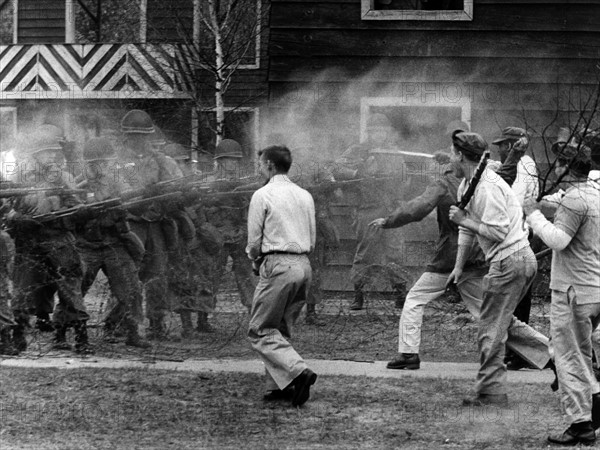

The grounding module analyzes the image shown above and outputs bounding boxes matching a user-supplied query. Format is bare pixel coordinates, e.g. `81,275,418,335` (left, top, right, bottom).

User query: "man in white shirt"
448,132,538,406
246,145,317,407
492,126,539,370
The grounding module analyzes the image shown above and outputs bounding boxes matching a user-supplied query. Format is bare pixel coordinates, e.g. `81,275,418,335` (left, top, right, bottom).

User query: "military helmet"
83,137,117,161
164,143,190,161
20,124,65,157
120,110,155,134
214,139,243,159
366,113,391,130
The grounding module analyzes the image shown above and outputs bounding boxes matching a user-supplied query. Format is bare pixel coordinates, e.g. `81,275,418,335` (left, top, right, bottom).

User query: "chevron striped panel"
0,44,182,98
0,45,39,92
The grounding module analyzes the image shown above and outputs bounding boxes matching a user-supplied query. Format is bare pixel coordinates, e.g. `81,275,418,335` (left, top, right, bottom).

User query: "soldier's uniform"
8,125,90,353
76,138,149,348
333,114,411,310
0,229,18,355
162,143,223,335
203,140,259,310
119,110,183,338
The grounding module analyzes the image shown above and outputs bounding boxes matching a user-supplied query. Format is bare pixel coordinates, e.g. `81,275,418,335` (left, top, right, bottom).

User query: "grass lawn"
0,367,566,450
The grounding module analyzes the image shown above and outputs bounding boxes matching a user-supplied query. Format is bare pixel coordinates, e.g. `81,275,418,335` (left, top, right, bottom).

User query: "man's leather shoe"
387,353,420,370
291,368,317,407
548,422,596,446
263,387,294,402
462,393,508,407
592,393,600,429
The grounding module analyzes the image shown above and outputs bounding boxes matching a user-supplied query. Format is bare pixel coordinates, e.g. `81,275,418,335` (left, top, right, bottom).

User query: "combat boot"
180,311,195,338
74,321,93,354
0,328,20,356
349,289,364,311
52,325,72,351
147,317,167,340
12,319,28,352
35,313,54,332
305,304,324,326
124,317,151,349
197,312,215,333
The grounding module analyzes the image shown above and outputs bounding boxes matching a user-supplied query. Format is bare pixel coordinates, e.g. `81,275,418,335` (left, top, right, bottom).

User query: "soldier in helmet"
119,109,183,339
0,228,18,355
203,139,260,312
7,124,91,353
162,143,222,336
76,137,150,348
333,113,410,311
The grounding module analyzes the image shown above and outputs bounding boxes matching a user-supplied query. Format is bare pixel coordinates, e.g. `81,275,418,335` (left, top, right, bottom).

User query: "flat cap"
453,132,488,157
492,127,528,145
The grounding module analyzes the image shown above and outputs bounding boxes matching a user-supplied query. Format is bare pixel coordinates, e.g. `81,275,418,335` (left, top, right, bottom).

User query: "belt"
263,251,307,256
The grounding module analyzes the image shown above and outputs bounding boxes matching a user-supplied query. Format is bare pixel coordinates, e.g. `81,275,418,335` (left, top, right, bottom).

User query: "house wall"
266,0,600,291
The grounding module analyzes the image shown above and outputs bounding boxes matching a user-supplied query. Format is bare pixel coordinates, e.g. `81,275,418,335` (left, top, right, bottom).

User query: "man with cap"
7,124,91,353
76,137,150,348
448,131,538,406
524,139,600,446
371,130,550,373
203,139,260,312
333,113,410,311
491,126,540,370
162,143,223,336
120,109,183,339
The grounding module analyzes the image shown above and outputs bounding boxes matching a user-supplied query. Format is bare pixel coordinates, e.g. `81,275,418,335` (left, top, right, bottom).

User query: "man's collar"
268,174,291,183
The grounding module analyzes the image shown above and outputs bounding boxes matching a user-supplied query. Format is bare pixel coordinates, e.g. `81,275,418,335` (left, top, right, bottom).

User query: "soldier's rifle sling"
456,150,491,210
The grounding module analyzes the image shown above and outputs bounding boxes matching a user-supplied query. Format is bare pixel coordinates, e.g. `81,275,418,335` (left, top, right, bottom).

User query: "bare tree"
520,71,600,199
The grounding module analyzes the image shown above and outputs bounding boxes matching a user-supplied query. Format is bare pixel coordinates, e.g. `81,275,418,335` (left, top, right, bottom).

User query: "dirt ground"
0,367,565,450
16,282,552,365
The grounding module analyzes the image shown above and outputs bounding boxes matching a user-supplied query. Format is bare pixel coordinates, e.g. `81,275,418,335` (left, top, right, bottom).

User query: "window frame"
192,106,260,158
0,105,17,147
361,0,473,21
359,93,471,143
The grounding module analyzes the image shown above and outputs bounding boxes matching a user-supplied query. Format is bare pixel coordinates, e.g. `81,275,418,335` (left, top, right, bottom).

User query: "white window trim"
12,0,17,44
361,0,473,21
0,105,17,144
359,94,471,143
192,106,260,155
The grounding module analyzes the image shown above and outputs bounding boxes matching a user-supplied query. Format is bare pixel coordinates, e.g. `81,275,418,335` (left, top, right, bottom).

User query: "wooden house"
0,0,268,157
265,0,600,291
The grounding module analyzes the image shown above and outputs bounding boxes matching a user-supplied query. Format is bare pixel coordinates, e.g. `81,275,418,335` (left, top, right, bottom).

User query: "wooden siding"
18,0,65,44
267,0,600,291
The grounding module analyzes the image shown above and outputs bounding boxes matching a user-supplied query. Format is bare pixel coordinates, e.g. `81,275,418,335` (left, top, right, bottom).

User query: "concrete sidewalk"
0,356,554,385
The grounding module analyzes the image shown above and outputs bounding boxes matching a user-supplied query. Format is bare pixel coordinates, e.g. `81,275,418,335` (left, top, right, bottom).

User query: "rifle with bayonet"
0,187,87,198
31,192,183,224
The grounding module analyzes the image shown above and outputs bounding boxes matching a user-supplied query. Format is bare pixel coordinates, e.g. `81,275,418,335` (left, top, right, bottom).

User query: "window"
72,0,142,43
0,106,17,152
360,92,471,154
194,107,259,162
361,0,473,21
0,0,15,44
